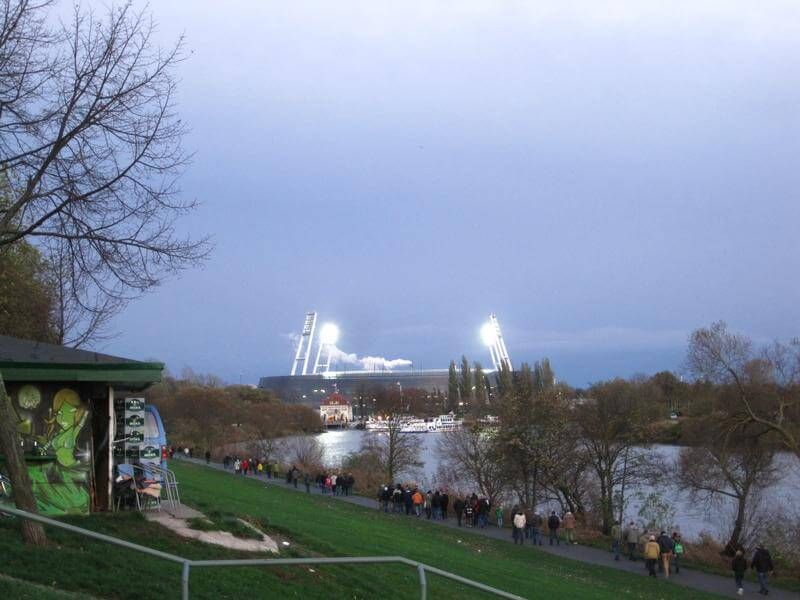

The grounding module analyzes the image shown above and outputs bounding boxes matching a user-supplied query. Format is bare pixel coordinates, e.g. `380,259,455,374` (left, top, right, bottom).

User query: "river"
304,429,800,541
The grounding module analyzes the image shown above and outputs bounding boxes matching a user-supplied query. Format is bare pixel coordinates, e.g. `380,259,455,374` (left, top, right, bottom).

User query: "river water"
306,429,800,540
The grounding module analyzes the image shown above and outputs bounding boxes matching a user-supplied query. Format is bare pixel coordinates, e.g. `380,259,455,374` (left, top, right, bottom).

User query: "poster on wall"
1,384,91,516
113,396,145,463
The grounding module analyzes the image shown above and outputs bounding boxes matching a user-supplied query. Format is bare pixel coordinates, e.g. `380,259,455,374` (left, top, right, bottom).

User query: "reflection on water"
310,429,800,540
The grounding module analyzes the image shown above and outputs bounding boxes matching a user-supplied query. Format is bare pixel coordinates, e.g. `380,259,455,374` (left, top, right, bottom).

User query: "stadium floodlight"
313,322,340,375
483,314,513,372
319,323,340,345
480,323,497,346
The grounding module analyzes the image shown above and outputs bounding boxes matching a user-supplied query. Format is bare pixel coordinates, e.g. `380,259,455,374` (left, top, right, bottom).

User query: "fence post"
417,563,427,600
182,561,191,600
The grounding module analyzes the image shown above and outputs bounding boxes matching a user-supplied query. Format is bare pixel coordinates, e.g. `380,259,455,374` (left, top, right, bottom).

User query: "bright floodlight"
480,323,497,346
319,323,340,345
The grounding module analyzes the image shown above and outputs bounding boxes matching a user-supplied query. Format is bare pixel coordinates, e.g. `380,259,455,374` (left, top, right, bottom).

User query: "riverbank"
182,458,799,599
0,460,733,599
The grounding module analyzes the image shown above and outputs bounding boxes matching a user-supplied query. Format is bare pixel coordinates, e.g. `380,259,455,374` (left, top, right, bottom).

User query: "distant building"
319,392,353,426
259,370,452,406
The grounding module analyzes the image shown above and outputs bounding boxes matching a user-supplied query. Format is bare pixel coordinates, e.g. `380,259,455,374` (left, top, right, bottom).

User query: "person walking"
404,487,413,516
454,497,465,527
624,521,640,561
531,510,543,546
732,549,747,595
412,488,424,517
204,450,211,464
751,543,774,596
657,530,674,577
303,472,311,493
563,510,576,544
671,532,683,574
496,506,504,529
441,491,449,520
644,535,661,577
512,509,526,545
234,458,241,475
424,490,432,519
432,490,442,520
548,511,561,546
523,507,534,540
610,521,622,561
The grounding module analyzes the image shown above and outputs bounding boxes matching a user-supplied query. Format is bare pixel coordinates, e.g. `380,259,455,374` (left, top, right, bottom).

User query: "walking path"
179,458,793,599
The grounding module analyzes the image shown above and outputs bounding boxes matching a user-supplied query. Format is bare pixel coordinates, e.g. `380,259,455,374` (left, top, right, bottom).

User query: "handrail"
0,504,526,600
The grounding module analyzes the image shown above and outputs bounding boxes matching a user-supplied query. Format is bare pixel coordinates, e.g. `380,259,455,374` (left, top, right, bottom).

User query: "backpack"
674,543,684,555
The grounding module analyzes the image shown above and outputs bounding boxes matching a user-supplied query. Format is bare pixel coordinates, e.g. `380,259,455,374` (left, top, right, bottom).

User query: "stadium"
258,312,512,406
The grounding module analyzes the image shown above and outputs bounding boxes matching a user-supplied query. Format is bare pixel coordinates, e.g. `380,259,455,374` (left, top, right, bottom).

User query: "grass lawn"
0,462,725,599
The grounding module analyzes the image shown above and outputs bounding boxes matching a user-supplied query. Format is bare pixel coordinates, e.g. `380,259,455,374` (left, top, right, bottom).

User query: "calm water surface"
309,429,800,540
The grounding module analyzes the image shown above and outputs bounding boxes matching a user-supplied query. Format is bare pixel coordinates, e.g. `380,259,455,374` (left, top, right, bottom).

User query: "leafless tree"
576,379,659,533
280,436,325,473
360,417,423,484
0,1,210,345
676,422,778,554
436,425,506,506
687,322,800,459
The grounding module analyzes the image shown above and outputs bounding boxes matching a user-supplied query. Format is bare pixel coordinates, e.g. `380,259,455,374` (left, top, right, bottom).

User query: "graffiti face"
1,384,92,516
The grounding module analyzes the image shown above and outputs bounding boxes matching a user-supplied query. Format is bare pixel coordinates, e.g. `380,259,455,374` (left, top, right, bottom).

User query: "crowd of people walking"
212,455,780,596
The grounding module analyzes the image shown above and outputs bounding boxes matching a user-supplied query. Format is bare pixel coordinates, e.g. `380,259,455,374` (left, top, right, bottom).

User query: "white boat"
432,413,462,431
364,413,463,433
365,418,389,432
400,419,429,433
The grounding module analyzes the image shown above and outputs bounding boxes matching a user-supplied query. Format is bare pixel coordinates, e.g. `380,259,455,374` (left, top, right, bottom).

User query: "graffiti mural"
1,384,92,516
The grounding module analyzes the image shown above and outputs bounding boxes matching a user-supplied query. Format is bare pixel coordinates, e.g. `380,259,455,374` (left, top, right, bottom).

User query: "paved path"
178,458,793,599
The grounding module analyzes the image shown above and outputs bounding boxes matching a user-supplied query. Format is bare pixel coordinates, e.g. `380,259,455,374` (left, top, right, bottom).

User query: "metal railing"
0,505,526,600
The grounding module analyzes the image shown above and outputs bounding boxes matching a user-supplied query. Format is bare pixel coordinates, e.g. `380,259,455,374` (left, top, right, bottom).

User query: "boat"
364,413,463,433
429,412,462,432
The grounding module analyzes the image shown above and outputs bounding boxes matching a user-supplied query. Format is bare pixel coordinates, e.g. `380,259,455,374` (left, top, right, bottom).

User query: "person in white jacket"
512,509,527,545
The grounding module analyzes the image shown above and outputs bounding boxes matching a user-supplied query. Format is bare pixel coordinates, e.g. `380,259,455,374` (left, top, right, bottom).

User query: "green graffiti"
27,388,90,516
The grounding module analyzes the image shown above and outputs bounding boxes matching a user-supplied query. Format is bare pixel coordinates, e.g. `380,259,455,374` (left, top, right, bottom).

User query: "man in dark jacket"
657,531,675,576
548,511,561,545
731,549,747,594
453,497,465,526
441,492,449,520
751,544,775,595
403,487,413,515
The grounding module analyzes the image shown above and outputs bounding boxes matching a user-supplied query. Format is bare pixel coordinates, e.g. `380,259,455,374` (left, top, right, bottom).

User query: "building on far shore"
259,370,452,406
319,392,353,428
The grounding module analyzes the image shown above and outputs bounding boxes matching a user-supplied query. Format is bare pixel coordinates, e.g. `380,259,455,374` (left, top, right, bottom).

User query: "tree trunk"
725,494,748,556
0,373,47,546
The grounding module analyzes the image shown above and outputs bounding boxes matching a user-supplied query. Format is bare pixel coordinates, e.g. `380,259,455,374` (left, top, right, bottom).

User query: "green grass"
0,462,726,599
0,573,96,599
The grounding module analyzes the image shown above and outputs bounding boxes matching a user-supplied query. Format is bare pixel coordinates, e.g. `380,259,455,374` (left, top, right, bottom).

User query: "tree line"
145,369,323,457
435,322,799,560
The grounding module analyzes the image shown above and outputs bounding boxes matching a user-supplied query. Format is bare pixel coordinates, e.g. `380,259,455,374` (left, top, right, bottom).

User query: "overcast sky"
100,1,800,386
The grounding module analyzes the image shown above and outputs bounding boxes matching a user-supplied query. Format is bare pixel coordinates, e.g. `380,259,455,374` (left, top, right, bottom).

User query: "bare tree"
0,1,210,345
361,417,422,484
688,322,800,459
576,379,657,533
280,436,325,473
436,425,505,506
676,423,778,554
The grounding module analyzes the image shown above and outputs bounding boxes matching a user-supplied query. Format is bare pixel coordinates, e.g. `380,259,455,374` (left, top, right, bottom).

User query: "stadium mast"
290,311,317,375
